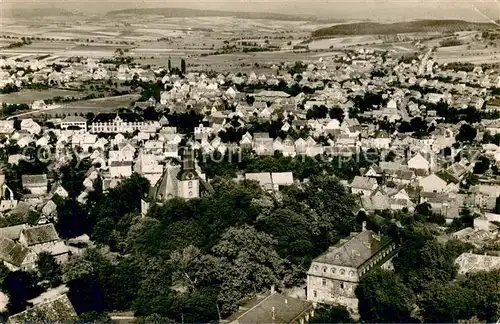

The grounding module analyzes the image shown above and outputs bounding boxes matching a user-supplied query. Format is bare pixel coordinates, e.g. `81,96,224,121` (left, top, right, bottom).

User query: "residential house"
360,191,391,212
407,153,430,172
50,183,69,199
350,176,378,196
109,150,134,163
19,224,69,265
20,119,41,135
17,134,34,148
246,173,273,192
282,137,296,157
7,294,77,323
271,172,294,191
253,134,274,156
41,200,58,223
486,120,500,135
364,165,383,179
134,154,163,186
226,292,314,324
0,121,15,135
392,170,416,185
295,138,308,155
455,253,500,275
0,236,32,271
109,161,133,178
418,173,449,193
21,175,48,196
72,133,97,152
371,130,391,150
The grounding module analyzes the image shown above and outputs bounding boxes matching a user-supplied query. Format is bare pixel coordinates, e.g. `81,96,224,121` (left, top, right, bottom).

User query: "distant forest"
312,20,496,37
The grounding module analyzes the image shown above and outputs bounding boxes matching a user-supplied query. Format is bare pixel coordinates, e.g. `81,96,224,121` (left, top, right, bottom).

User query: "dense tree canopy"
356,270,416,322
53,171,360,320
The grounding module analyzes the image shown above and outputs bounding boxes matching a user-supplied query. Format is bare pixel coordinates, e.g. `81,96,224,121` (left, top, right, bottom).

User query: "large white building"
60,116,87,132
90,113,148,134
307,230,396,314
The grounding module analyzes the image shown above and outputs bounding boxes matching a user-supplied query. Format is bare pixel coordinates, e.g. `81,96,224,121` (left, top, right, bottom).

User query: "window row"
313,265,356,277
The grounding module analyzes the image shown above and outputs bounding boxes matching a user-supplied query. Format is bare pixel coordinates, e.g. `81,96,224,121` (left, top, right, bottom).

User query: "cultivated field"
0,15,330,70
15,94,141,119
0,89,80,104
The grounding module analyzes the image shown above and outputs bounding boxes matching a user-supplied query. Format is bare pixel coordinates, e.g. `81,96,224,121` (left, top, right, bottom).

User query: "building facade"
90,113,148,133
307,230,396,314
60,116,87,131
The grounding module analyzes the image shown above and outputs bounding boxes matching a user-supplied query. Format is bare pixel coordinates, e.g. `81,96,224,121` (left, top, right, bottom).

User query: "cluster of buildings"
1,45,500,322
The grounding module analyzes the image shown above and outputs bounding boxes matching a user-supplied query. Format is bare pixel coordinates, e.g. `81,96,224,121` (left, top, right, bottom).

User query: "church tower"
177,146,199,199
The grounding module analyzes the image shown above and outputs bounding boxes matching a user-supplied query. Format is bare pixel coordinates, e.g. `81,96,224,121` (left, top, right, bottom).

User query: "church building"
150,146,213,201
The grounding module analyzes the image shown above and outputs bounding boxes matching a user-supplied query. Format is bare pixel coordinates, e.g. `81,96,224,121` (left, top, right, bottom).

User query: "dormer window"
322,267,327,273
340,269,345,275
331,267,336,274
313,265,318,271
335,254,340,260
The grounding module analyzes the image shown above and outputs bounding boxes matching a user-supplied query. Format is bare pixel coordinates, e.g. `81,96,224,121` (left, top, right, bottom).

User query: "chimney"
362,221,367,232
272,307,276,320
285,298,288,304
270,285,275,294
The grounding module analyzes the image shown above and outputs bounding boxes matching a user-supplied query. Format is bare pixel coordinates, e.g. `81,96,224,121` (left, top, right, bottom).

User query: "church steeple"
177,146,199,199
178,146,196,181
181,146,195,173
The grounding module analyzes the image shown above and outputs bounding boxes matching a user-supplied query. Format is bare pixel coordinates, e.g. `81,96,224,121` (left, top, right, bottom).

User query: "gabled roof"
271,172,294,186
0,236,29,267
350,176,378,190
21,224,60,246
226,293,312,324
455,252,500,275
0,224,26,241
21,174,48,187
311,230,391,268
7,294,77,323
61,116,87,123
245,173,272,186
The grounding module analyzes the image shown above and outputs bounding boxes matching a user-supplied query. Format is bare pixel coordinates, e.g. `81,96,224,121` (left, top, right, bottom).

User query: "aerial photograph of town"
0,0,499,322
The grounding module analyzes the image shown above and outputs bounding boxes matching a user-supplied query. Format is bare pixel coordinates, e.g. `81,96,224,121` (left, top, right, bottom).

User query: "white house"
109,161,133,178
60,116,87,132
407,153,430,171
20,119,42,135
419,173,447,193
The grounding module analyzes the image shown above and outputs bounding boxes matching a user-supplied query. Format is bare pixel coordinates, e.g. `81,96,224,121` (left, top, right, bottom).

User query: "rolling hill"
9,7,79,18
312,20,497,37
106,7,322,21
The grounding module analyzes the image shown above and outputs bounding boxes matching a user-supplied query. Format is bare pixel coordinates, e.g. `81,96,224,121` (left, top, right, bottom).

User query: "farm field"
433,44,500,64
0,14,339,73
188,51,323,73
0,89,80,104
308,36,383,50
16,94,141,119
61,94,140,110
